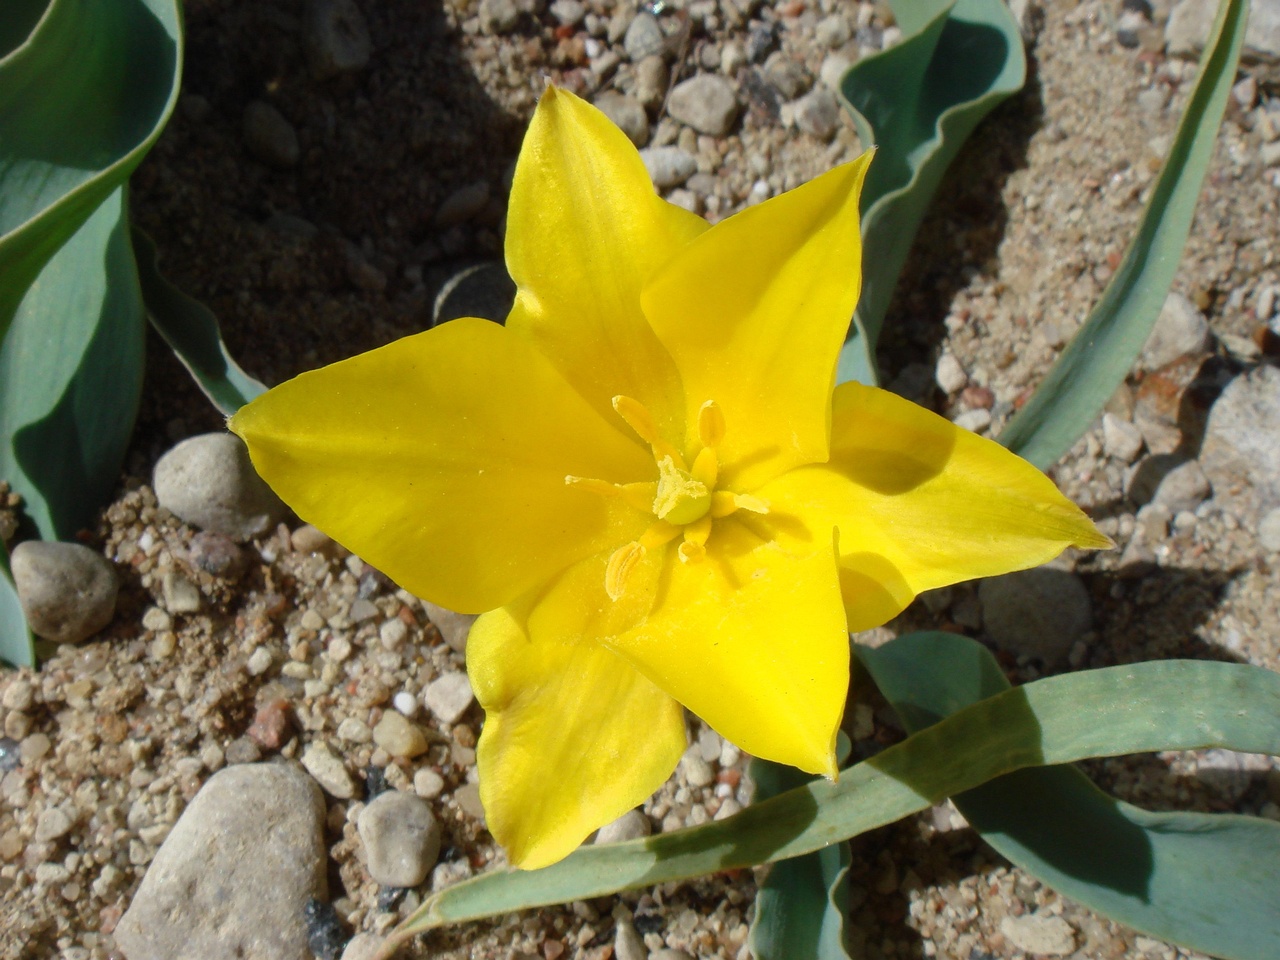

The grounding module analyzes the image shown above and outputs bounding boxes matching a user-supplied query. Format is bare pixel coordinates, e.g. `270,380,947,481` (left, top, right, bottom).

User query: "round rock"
1200,365,1280,522
372,711,429,758
305,0,372,79
593,91,650,146
154,433,287,541
243,101,300,169
667,74,739,137
978,566,1092,666
357,790,442,888
639,146,697,189
595,808,651,845
11,541,118,644
115,762,327,960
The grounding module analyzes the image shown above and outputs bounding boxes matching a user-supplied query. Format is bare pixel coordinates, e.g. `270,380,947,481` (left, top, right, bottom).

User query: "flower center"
566,395,768,600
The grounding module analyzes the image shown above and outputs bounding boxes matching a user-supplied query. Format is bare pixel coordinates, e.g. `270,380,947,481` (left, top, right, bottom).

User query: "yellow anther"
684,515,712,547
640,521,681,549
613,395,684,466
690,446,718,488
604,541,644,601
653,456,711,525
697,400,725,448
710,490,770,518
677,540,705,564
566,476,657,513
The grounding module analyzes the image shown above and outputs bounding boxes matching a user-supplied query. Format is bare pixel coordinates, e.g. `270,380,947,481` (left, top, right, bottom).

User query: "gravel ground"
3,0,1280,957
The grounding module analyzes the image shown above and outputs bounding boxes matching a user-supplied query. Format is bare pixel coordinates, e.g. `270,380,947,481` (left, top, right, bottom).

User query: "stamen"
604,541,644,601
640,521,681,549
566,476,656,512
710,491,770,518
677,540,705,563
697,400,725,448
684,515,712,547
613,395,684,466
690,447,717,488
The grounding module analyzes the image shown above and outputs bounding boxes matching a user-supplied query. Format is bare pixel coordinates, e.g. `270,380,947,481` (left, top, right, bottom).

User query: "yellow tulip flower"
230,87,1109,870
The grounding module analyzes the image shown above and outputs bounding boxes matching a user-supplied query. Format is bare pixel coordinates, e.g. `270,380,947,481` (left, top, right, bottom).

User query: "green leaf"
0,0,48,59
859,631,1280,960
997,0,1247,469
133,228,267,416
837,0,1026,385
0,544,32,668
0,0,182,346
748,735,853,960
390,658,1280,943
0,188,144,542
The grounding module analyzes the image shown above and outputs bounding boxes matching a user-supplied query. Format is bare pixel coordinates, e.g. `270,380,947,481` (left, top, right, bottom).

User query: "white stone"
1152,460,1211,513
935,353,968,393
953,408,992,433
373,712,429,758
413,768,445,799
424,672,474,725
301,742,356,799
246,647,273,676
392,691,419,717
667,74,739,137
595,809,652,844
1140,292,1209,370
639,146,698,190
1102,413,1144,462
1000,913,1076,956
154,433,286,541
10,541,118,645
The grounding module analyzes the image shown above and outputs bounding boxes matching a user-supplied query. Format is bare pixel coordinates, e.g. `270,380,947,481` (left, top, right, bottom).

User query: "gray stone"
639,146,697,189
304,0,372,79
421,601,477,653
1000,913,1076,956
115,763,326,960
243,101,300,169
679,747,714,787
667,74,739,137
301,741,357,799
1196,747,1273,803
11,541,117,645
549,0,585,25
1152,459,1211,513
424,671,474,724
614,922,647,960
792,87,842,141
820,52,854,90
434,181,491,228
815,13,852,48
624,11,666,61
372,712,429,758
635,55,670,110
593,92,650,147
1102,413,1145,463
478,0,520,33
357,790,441,888
1140,292,1209,370
1258,508,1280,552
979,566,1092,666
1200,365,1280,521
34,805,75,843
595,809,652,844
340,934,388,960
154,433,287,541
763,52,811,100
432,262,516,326
1166,0,1280,80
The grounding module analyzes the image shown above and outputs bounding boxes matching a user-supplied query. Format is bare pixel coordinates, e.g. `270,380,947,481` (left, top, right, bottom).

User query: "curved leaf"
998,0,1246,468
390,658,1280,944
748,735,853,960
837,0,1026,384
0,545,31,668
133,228,267,416
859,630,1280,960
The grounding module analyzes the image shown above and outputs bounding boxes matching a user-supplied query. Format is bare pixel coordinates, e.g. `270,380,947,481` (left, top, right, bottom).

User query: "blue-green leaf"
133,228,267,416
859,631,1280,960
837,0,1026,384
998,0,1247,468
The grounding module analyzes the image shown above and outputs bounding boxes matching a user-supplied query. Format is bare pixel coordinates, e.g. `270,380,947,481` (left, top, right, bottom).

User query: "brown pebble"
188,531,246,579
960,385,995,409
247,699,292,751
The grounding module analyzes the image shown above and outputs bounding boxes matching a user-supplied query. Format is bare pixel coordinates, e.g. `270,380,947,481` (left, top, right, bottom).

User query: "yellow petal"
505,87,709,446
229,318,653,614
607,519,848,777
469,605,686,869
758,382,1113,632
640,151,874,490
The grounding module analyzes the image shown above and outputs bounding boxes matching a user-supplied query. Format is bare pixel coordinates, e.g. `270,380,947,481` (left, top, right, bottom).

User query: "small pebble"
11,541,118,645
935,352,968,394
434,182,491,228
302,741,357,798
373,711,429,759
357,790,442,887
243,101,300,169
953,408,992,433
595,809,652,844
667,75,739,137
247,698,293,751
791,87,841,141
422,602,476,654
392,691,419,717
161,569,202,614
246,647,273,676
423,672,474,725
1257,508,1280,552
304,0,372,78
1152,460,1211,513
478,0,520,34
979,566,1092,666
1141,292,1209,370
304,897,348,960
1102,413,1145,462
623,11,665,61
34,805,75,843
1000,913,1076,956
614,920,647,960
337,717,372,744
640,146,697,189
413,767,445,799
593,91,649,146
